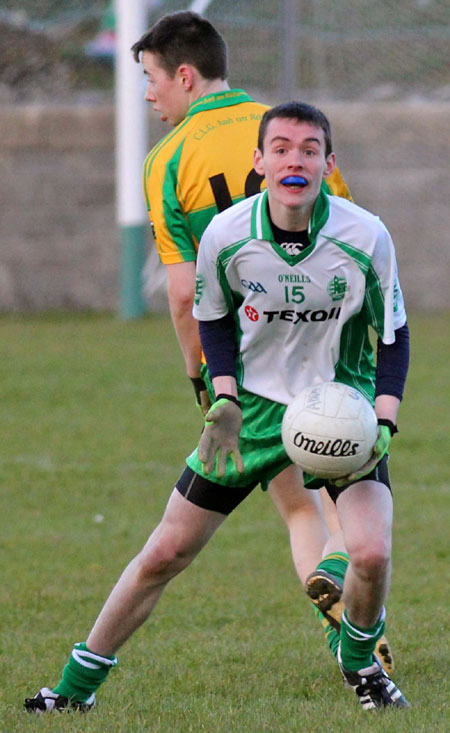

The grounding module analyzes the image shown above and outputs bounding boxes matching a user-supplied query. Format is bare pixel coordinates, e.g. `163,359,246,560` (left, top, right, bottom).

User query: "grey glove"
198,394,244,476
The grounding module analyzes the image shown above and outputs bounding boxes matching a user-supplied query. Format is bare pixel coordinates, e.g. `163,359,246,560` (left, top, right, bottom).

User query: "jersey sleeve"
193,221,229,322
143,143,198,266
364,224,407,344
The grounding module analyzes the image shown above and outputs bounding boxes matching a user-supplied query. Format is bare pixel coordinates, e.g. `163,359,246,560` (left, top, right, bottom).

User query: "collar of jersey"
250,187,330,265
186,89,254,117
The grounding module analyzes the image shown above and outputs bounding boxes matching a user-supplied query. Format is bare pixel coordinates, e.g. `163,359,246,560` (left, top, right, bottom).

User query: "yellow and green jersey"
143,89,352,265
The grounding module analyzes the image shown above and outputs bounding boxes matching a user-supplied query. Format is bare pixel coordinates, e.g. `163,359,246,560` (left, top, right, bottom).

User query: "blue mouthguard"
281,176,308,186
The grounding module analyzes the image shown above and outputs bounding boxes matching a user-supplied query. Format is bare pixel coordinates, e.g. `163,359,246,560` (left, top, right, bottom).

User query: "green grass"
0,312,449,731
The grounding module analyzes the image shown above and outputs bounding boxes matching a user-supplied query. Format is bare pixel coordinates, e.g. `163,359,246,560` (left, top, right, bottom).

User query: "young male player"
131,9,395,673
191,101,410,710
24,100,409,713
131,11,396,674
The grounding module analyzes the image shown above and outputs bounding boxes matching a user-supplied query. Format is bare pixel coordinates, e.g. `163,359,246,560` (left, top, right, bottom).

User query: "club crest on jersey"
327,276,347,302
194,275,205,305
244,305,259,322
240,279,267,293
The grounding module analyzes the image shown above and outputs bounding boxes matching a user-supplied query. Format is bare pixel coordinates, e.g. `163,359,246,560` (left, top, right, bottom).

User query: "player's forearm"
197,316,238,399
374,394,400,424
375,322,409,401
167,261,203,378
373,322,409,427
198,315,237,379
169,305,203,377
212,375,239,399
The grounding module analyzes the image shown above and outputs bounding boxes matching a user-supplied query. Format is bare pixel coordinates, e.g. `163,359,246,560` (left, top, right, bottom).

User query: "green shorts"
185,370,392,502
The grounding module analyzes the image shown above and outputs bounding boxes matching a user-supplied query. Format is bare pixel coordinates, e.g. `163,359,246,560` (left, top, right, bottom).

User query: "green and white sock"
313,607,340,657
310,552,349,658
340,607,386,672
53,642,118,702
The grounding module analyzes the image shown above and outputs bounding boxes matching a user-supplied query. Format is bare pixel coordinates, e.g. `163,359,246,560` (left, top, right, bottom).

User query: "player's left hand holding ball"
198,395,244,476
332,420,397,487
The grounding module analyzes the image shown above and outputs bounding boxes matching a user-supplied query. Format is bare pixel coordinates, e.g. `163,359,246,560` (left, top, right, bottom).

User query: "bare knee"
349,539,391,583
136,534,196,585
131,491,224,588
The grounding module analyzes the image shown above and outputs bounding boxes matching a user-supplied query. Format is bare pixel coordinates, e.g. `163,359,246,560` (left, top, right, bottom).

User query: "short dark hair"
258,101,333,157
131,11,228,80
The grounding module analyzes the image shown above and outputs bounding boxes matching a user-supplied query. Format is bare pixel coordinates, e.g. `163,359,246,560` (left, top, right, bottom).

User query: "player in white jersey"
24,102,409,715
23,98,408,713
189,102,410,710
193,190,403,407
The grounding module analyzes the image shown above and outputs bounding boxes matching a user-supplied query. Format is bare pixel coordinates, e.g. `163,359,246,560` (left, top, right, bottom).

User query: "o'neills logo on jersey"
293,433,359,457
263,306,341,323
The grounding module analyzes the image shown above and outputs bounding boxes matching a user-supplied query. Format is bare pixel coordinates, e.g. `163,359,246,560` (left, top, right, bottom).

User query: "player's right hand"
198,396,244,476
190,377,212,416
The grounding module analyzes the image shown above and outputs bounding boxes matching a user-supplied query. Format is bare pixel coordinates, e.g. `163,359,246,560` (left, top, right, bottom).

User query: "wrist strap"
377,418,398,436
190,377,206,390
215,393,242,409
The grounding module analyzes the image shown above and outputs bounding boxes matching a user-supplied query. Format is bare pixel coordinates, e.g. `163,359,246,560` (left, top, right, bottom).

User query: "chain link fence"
209,0,450,101
1,0,449,102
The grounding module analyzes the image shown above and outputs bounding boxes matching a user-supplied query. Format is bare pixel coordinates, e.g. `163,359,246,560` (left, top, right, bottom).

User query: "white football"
281,382,378,479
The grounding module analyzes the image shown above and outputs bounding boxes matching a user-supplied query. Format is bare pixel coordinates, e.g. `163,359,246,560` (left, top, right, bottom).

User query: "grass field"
1,311,449,732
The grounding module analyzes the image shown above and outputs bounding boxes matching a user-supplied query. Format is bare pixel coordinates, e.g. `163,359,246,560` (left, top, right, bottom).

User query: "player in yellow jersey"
138,21,350,416
23,11,391,714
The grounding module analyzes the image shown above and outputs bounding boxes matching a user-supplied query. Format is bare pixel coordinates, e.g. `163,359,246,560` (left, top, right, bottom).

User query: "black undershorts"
320,454,392,504
175,467,257,515
175,454,392,515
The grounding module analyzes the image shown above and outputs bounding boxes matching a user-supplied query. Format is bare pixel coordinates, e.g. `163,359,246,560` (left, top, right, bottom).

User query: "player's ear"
253,147,265,176
177,64,195,91
323,152,336,178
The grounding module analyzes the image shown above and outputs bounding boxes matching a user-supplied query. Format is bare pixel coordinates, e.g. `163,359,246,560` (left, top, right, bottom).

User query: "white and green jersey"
194,189,406,406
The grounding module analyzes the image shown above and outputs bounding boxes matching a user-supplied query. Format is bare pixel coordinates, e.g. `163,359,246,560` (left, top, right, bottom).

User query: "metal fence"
1,0,449,102
208,0,450,102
